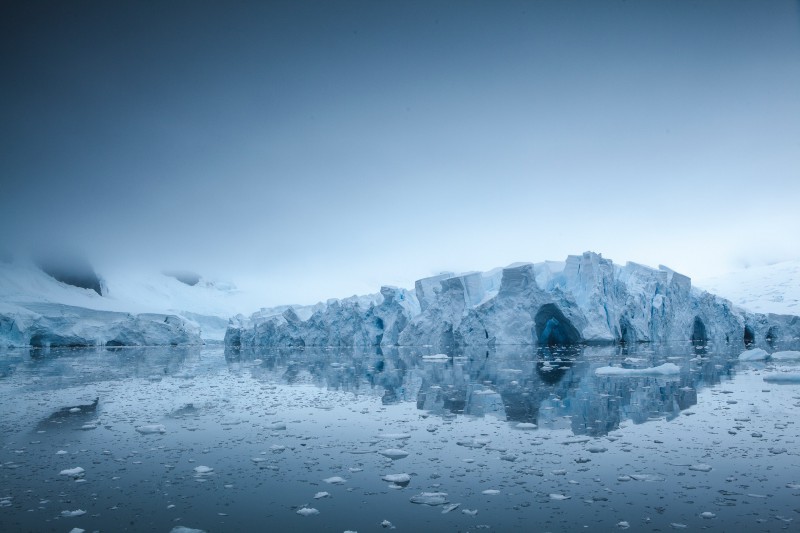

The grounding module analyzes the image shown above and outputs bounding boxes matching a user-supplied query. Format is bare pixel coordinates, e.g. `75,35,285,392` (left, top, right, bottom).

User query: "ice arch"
534,304,581,346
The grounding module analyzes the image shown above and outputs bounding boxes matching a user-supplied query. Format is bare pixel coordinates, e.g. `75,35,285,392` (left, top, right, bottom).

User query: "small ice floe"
617,521,630,529
688,464,712,472
193,465,214,475
595,363,680,376
586,445,607,453
68,528,85,533
324,476,347,484
772,350,800,360
670,524,687,529
462,509,478,516
375,433,411,440
170,528,207,533
80,423,98,430
482,489,500,495
270,444,286,452
561,437,591,445
56,450,68,455
457,437,491,448
135,424,166,435
700,512,716,519
379,449,409,460
739,348,769,361
422,354,450,361
515,422,537,430
267,422,287,430
61,509,86,517
629,474,665,482
763,373,800,384
549,493,570,500
410,492,448,506
251,457,267,464
786,483,800,489
296,507,319,516
441,503,460,514
382,473,411,484
769,447,788,454
59,467,85,478
381,519,395,528
313,491,330,499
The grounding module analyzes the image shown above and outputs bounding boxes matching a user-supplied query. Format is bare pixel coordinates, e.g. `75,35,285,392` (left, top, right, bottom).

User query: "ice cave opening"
691,317,707,345
743,325,755,348
534,304,582,346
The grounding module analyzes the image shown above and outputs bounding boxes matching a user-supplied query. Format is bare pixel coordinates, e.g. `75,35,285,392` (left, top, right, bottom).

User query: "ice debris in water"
61,509,86,517
462,509,478,516
549,493,570,500
700,512,716,519
409,492,448,505
324,476,347,484
68,528,85,533
515,422,537,430
595,363,680,376
381,473,411,484
59,467,85,478
441,503,461,514
56,450,68,455
193,465,214,474
268,422,287,430
764,373,800,384
170,528,207,533
379,449,409,459
314,492,330,499
381,519,395,528
296,507,319,516
771,350,800,360
422,354,450,361
135,424,166,434
617,521,630,529
739,348,769,361
482,489,500,495
375,433,411,440
688,464,712,472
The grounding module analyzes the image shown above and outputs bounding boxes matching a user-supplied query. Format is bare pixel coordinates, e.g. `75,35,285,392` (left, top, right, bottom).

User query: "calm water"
1,342,799,532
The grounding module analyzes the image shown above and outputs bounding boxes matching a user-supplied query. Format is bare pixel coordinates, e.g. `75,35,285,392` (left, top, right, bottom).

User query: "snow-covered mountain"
227,252,800,351
696,260,800,316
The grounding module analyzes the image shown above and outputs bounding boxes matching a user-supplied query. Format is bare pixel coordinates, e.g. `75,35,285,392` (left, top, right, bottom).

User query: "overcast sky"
2,0,799,305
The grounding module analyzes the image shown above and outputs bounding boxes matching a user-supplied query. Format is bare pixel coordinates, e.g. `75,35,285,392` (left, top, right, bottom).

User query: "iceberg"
226,252,800,350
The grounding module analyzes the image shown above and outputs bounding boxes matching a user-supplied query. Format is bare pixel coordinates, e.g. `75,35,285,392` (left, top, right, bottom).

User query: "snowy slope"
0,260,261,340
696,260,800,315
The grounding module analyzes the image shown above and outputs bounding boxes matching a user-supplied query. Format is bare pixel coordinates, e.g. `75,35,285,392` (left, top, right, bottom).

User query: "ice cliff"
226,252,800,350
0,302,201,348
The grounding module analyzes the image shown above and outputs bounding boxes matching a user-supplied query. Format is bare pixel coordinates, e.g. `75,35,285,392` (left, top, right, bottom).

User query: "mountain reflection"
227,342,740,436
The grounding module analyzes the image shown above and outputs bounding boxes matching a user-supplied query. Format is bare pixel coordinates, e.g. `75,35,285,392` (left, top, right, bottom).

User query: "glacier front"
226,252,800,351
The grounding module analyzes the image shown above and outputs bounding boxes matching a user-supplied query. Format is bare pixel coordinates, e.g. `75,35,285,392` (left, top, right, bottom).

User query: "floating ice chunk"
629,474,665,482
587,445,607,453
251,457,267,463
296,507,319,516
772,350,800,360
314,491,330,499
769,447,787,454
268,422,287,430
515,422,537,430
381,519,394,528
381,473,411,484
688,464,712,472
441,503,460,513
422,354,450,361
80,423,97,430
764,373,800,384
170,528,207,533
617,521,630,529
700,512,716,519
324,476,347,484
68,529,85,533
193,465,214,474
595,363,680,376
739,348,769,361
379,449,409,459
56,450,68,455
670,523,687,529
135,424,166,434
409,492,448,505
375,433,411,440
482,489,500,495
61,509,86,517
549,493,570,500
462,509,478,516
59,467,84,478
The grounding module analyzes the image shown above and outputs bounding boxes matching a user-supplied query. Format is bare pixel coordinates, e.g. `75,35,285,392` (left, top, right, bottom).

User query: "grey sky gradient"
2,0,799,305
